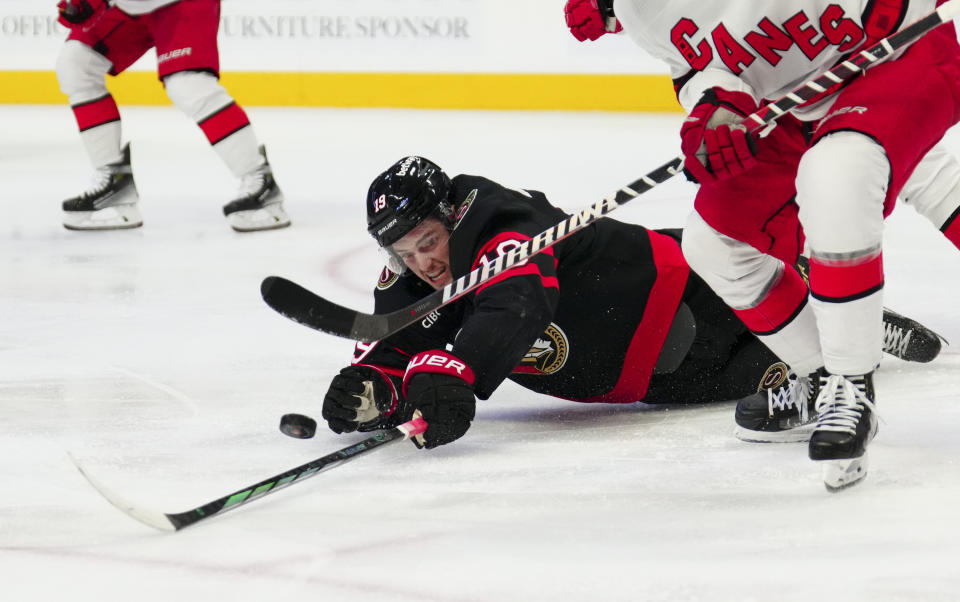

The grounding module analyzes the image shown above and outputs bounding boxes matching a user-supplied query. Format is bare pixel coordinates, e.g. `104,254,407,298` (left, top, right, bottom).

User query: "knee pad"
681,211,783,309
796,132,887,255
56,40,112,103
164,71,234,122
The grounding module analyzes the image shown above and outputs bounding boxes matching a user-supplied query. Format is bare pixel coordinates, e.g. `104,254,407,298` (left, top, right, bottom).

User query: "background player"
56,0,290,231
319,156,940,449
564,0,960,488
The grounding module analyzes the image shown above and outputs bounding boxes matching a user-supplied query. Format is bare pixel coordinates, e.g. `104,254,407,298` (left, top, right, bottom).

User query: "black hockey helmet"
366,156,454,248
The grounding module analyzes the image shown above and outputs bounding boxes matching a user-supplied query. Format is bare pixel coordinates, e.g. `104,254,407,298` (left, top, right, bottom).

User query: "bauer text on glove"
403,350,476,449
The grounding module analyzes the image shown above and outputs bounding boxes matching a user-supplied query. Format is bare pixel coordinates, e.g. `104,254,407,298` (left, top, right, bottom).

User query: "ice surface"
1,105,959,601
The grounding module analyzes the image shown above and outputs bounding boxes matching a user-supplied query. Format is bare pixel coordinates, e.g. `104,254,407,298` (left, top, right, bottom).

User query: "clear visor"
379,246,408,274
379,222,451,276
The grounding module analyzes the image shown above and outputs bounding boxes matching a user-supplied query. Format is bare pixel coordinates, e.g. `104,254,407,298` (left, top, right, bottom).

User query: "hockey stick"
72,417,426,531
262,0,960,343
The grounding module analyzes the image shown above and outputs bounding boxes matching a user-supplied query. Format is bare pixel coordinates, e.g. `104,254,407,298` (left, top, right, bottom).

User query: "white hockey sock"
80,121,123,168
682,211,824,374
211,125,265,178
811,291,884,375
901,142,960,229
755,301,824,376
165,71,264,178
57,40,123,168
797,132,887,376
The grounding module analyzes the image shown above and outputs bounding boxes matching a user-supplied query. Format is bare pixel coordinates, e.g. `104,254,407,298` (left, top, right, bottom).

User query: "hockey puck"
279,413,317,439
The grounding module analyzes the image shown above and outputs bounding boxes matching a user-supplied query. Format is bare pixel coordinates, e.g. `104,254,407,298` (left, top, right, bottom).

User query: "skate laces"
236,166,270,199
814,374,878,435
882,321,912,357
80,166,116,199
768,373,810,420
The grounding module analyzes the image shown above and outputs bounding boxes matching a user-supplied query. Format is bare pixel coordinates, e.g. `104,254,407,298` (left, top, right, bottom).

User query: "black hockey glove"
321,365,402,434
403,350,476,449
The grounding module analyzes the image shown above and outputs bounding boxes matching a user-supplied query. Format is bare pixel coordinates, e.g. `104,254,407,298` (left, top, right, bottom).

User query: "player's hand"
57,0,102,28
403,350,476,449
564,0,622,42
322,365,400,434
680,88,760,184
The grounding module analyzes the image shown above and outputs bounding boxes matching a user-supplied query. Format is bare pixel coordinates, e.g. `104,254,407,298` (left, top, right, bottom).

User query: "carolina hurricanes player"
318,156,941,449
55,0,291,232
564,0,960,489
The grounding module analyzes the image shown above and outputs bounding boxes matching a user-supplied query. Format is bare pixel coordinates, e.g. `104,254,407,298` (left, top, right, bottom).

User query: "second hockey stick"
262,0,960,343
72,417,426,531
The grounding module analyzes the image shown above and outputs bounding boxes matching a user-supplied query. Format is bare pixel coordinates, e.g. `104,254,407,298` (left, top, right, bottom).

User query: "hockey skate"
222,146,291,232
62,143,142,230
808,372,878,492
734,369,819,443
881,309,946,363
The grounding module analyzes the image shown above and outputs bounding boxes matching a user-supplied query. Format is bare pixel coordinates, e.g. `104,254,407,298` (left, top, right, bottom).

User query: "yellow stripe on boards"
0,70,681,112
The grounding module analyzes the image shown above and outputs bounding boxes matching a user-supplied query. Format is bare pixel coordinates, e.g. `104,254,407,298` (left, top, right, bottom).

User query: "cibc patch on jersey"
377,267,399,290
513,322,569,375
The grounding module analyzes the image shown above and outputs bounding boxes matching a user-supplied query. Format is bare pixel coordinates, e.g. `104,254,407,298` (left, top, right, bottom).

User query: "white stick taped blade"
69,453,176,532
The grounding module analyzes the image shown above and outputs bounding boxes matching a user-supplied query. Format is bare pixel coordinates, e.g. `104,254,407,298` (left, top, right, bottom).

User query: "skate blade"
734,423,813,443
821,455,869,492
226,205,291,232
63,205,143,231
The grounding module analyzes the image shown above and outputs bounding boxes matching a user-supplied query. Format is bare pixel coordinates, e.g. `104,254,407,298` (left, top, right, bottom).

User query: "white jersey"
614,0,936,118
112,0,182,16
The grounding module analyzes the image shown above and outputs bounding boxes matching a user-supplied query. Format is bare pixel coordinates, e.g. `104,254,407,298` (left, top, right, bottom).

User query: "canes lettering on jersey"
616,0,923,111
671,8,864,75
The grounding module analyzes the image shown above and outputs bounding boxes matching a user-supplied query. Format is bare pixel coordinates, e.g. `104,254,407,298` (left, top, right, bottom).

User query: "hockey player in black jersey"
321,156,942,449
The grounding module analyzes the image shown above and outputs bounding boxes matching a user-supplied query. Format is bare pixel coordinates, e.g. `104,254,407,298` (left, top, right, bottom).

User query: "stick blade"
69,454,177,532
261,276,359,338
261,276,395,342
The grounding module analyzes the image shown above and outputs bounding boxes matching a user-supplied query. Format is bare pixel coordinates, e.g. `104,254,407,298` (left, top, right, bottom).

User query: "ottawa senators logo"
376,267,399,290
757,361,789,392
515,322,569,375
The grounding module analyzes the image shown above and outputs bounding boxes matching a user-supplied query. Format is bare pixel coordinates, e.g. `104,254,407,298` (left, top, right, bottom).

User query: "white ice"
1,105,959,602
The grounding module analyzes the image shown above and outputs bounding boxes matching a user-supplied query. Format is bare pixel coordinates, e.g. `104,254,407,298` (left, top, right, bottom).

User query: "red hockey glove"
57,0,105,29
680,88,760,184
403,350,476,449
322,365,401,434
564,0,622,42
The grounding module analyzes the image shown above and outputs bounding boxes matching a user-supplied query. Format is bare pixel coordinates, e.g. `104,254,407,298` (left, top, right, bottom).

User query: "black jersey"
350,173,742,404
